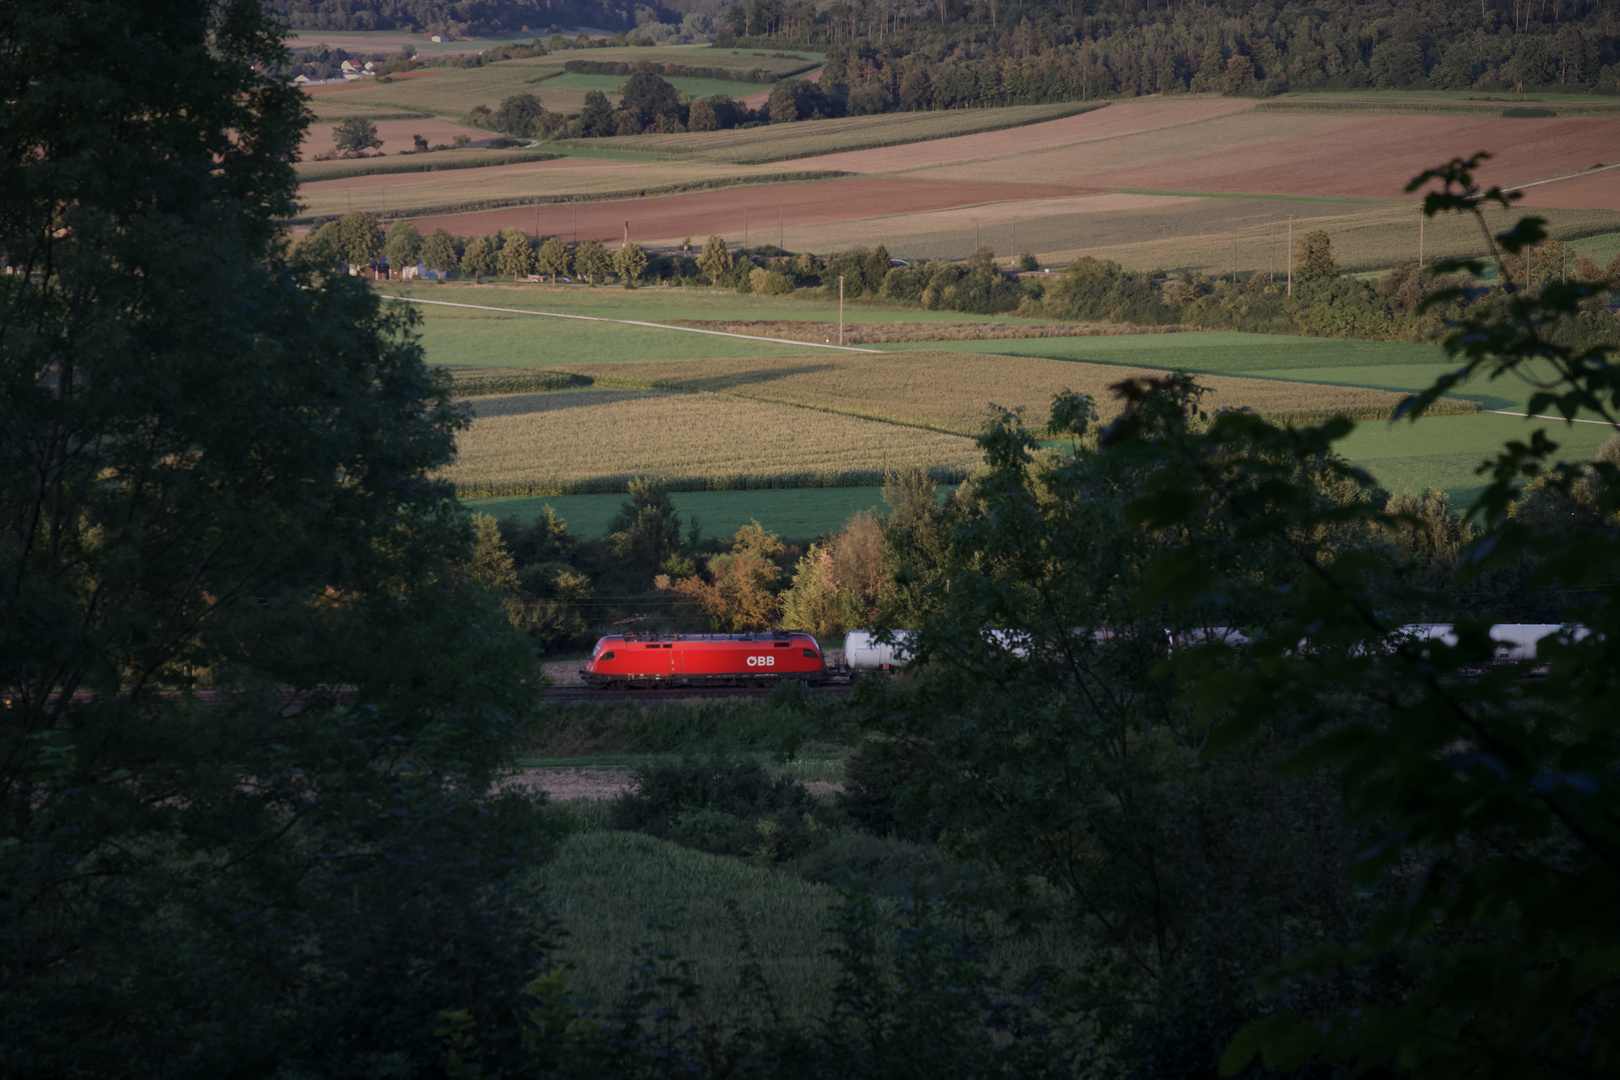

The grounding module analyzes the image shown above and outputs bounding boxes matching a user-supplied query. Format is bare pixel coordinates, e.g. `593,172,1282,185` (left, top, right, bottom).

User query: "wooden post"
839,276,845,346
1419,213,1424,269
1286,215,1293,297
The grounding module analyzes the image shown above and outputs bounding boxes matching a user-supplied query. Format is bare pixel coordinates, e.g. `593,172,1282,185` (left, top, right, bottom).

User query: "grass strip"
286,169,852,224
665,319,1202,344
1107,187,1390,204
296,150,561,182
551,102,1106,165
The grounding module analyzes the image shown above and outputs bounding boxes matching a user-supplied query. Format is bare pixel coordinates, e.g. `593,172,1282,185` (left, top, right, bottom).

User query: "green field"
305,46,824,122
471,485,902,539
391,285,1616,516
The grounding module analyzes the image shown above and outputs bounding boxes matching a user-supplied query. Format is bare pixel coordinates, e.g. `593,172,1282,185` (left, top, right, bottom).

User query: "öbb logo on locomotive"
580,631,823,689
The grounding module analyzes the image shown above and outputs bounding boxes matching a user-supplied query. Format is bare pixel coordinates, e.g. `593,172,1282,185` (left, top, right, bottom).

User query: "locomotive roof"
606,631,809,643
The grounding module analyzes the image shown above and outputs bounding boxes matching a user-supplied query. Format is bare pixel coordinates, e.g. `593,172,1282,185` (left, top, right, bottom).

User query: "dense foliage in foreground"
8,1,1620,1075
2,1,552,1072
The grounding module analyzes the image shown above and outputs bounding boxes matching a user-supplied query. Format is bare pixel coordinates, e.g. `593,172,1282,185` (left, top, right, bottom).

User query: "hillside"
273,0,682,34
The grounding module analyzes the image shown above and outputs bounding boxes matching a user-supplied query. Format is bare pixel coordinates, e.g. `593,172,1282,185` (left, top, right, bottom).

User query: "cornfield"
555,350,1478,437
445,387,978,497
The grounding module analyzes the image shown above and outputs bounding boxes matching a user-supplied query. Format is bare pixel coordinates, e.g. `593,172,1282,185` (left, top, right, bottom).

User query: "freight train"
578,624,1587,690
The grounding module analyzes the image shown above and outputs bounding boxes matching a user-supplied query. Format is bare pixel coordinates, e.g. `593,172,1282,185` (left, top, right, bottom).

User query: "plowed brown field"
403,176,1097,244
1515,167,1620,210
881,110,1620,200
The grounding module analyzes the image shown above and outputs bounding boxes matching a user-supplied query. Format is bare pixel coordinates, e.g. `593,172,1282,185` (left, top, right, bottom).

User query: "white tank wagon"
845,630,916,670
844,624,1592,672
1391,624,1590,662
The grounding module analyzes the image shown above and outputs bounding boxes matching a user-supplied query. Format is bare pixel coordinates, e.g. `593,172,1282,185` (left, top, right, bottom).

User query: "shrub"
608,755,844,862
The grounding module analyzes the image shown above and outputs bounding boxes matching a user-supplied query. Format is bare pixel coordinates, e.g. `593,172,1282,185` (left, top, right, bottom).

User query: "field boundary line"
1504,161,1620,193
380,295,885,352
1486,409,1615,426
869,98,1258,177
1104,187,1390,204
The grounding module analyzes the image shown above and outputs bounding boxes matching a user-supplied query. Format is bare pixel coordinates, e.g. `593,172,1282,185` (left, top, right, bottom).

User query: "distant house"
291,74,310,86
402,263,444,281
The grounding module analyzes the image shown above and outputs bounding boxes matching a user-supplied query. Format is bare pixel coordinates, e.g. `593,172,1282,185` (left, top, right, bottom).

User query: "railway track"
542,683,854,704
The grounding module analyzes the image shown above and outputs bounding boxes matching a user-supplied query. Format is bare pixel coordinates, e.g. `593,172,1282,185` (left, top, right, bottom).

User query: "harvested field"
446,387,980,496
1515,168,1620,211
554,101,1107,164
666,319,1197,344
294,160,839,220
390,176,1095,246
896,110,1620,200
780,192,1620,272
554,351,1479,435
300,117,497,159
786,96,1256,174
1041,201,1620,275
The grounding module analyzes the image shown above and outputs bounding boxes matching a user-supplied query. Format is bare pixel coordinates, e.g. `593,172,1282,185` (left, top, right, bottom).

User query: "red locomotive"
580,632,827,689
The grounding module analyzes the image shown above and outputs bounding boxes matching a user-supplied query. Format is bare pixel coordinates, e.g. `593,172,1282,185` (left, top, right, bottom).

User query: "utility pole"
1419,212,1424,269
623,221,628,248
1286,215,1293,297
838,276,845,346
974,217,980,250
779,205,784,253
744,208,748,250
573,206,577,244
1232,237,1237,282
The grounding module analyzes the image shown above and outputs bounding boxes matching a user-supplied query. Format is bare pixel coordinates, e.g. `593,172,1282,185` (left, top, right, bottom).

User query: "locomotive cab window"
599,651,615,661
804,650,819,659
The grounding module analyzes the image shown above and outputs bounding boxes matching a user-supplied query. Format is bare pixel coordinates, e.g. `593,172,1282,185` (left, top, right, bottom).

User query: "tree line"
723,0,1620,111
300,209,1620,354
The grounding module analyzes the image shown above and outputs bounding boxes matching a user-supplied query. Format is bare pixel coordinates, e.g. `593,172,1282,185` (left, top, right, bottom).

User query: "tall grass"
543,830,848,1016
551,102,1106,164
541,828,1091,1018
